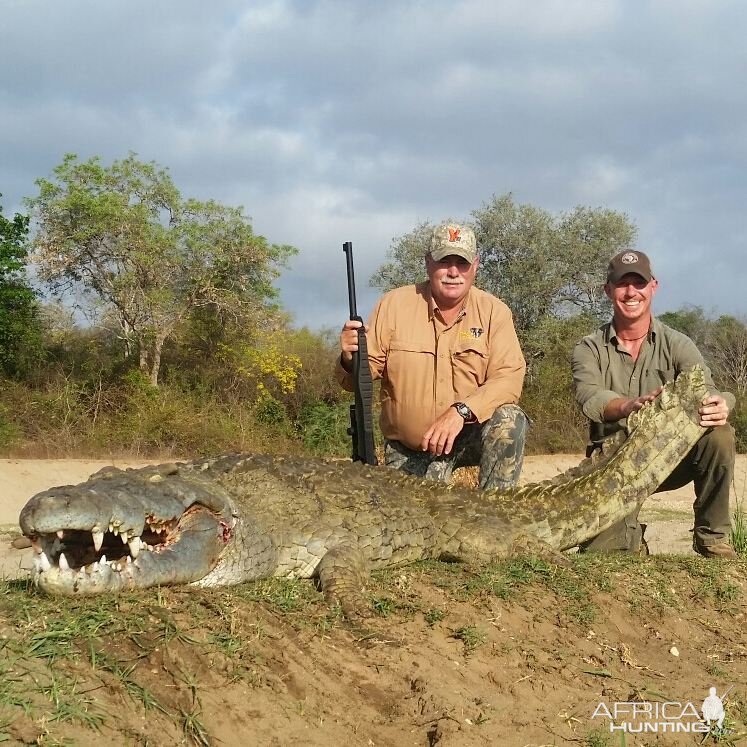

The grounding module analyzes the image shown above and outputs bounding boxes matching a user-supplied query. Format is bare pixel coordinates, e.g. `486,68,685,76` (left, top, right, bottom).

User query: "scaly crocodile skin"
20,367,709,614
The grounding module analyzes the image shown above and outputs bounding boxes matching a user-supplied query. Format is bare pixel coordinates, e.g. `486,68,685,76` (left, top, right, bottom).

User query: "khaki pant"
579,424,735,553
384,404,529,491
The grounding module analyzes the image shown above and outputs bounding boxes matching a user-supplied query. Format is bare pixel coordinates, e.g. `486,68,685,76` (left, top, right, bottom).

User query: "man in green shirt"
572,250,737,558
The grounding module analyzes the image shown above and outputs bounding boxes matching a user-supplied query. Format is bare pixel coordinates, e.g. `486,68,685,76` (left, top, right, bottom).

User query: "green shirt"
571,317,734,442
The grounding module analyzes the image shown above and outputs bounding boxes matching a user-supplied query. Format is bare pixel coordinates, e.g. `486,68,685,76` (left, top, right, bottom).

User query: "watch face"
455,403,471,419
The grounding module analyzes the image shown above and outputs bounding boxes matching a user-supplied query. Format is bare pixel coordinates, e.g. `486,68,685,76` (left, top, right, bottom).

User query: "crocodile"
19,366,711,613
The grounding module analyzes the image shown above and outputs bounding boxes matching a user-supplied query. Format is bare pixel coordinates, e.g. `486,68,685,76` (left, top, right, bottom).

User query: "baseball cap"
606,250,654,284
429,223,477,263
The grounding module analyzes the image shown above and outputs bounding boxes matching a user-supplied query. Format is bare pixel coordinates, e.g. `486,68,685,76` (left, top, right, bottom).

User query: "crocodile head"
19,463,235,595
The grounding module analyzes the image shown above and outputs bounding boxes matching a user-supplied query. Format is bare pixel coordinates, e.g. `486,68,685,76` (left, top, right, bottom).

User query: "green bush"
0,403,20,450
732,396,747,453
253,392,290,428
522,357,588,455
297,401,352,456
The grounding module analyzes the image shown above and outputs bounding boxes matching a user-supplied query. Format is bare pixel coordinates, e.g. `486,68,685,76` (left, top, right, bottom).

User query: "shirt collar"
608,316,658,343
425,283,471,322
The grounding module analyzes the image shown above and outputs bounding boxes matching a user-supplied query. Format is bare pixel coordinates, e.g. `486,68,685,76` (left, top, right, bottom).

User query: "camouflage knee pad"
478,404,529,490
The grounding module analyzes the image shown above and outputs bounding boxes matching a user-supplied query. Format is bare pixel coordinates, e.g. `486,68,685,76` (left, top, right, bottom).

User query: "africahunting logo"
592,687,731,734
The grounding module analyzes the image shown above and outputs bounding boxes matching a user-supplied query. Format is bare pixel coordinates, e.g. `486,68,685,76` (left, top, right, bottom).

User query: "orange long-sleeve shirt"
336,282,526,450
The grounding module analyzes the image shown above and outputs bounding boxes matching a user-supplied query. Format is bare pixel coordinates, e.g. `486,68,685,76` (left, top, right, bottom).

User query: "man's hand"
699,394,729,428
604,386,663,421
421,408,465,456
339,320,366,371
621,387,663,418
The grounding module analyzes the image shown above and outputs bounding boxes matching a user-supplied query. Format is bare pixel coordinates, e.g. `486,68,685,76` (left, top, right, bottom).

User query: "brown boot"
694,542,739,560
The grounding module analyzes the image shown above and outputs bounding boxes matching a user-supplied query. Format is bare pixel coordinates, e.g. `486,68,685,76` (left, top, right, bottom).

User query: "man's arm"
571,338,619,423
663,329,736,418
573,338,670,425
602,391,663,421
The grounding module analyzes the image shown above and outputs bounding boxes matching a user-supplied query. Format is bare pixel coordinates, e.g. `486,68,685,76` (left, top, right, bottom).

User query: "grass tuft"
452,624,486,654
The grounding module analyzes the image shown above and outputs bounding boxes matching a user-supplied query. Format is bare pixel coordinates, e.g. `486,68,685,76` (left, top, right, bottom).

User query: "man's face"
426,254,478,309
605,272,658,323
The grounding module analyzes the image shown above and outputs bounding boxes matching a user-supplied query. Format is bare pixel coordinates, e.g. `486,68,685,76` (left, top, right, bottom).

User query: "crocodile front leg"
316,543,371,618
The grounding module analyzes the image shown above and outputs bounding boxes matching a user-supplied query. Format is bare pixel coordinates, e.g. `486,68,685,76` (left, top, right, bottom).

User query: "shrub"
0,402,20,450
732,396,747,453
297,401,352,456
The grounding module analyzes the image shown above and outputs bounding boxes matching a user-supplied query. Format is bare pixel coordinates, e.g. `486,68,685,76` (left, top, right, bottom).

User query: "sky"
2,0,746,331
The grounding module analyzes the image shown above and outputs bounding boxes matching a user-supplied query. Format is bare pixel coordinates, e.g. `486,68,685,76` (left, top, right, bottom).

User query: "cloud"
1,0,745,327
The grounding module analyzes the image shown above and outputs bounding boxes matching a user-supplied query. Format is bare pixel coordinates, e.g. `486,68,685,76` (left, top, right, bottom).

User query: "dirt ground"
1,455,747,746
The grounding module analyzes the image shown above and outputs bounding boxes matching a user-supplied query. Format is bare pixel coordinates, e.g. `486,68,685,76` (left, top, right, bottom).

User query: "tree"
371,221,434,290
658,306,711,349
707,315,747,398
660,307,747,397
28,154,297,386
0,197,41,376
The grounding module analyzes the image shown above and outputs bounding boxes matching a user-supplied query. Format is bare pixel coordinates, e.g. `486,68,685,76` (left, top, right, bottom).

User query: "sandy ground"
2,454,746,580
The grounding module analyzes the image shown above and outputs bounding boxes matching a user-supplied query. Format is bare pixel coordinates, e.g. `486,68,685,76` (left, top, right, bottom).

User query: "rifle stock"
343,241,378,465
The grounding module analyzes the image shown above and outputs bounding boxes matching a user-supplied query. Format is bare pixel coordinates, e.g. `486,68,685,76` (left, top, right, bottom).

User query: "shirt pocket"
386,337,434,401
452,338,489,384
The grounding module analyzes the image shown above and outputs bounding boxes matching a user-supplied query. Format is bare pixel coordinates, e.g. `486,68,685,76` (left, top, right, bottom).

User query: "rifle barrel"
343,241,358,319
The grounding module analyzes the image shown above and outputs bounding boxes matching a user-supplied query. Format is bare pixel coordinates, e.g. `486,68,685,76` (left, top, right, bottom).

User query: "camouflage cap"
606,250,654,284
429,223,477,263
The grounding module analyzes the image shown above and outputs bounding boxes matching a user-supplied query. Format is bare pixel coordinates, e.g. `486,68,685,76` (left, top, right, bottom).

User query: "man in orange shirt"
337,222,528,490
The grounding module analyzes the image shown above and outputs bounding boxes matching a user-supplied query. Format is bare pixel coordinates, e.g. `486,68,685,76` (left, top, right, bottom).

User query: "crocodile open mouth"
19,463,237,594
29,515,181,579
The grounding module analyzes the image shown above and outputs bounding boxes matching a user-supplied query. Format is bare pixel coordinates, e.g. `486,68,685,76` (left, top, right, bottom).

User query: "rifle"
343,241,378,465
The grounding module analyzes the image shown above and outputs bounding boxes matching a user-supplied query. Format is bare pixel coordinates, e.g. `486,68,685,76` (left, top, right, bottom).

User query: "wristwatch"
452,402,472,421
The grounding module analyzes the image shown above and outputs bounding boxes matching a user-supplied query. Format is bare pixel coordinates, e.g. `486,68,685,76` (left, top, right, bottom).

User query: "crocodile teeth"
58,553,70,571
100,555,108,566
120,530,129,543
128,537,141,558
56,530,64,539
92,530,104,552
39,552,51,572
